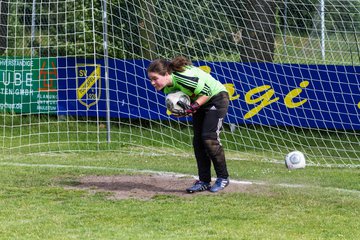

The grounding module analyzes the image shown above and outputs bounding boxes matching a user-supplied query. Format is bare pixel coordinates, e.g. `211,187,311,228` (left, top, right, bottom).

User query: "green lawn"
0,151,359,239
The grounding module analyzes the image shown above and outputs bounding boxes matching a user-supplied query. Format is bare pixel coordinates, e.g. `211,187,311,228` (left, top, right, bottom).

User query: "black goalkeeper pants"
192,91,229,183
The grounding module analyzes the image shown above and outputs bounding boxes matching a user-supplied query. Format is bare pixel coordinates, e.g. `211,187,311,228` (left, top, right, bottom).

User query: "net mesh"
0,0,359,167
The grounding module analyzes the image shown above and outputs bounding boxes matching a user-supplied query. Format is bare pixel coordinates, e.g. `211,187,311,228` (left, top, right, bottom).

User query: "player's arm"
186,95,208,115
176,95,209,116
173,72,211,115
194,95,209,107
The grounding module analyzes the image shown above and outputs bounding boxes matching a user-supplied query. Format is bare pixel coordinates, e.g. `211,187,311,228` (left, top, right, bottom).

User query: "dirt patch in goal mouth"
68,174,261,200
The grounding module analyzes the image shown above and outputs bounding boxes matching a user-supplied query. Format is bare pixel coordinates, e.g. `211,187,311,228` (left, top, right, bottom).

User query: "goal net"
0,0,359,167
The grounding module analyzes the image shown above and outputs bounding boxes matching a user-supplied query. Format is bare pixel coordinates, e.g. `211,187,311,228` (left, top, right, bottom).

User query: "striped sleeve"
199,83,212,96
173,72,212,96
172,72,199,93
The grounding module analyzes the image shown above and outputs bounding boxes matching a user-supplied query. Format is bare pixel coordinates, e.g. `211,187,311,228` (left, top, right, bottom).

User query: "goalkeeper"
147,56,230,193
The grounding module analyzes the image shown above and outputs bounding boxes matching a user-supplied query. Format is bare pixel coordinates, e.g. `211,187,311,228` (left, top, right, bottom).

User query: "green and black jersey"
163,65,227,102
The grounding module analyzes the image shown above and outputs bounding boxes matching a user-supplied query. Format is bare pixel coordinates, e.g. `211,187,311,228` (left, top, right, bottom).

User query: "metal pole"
31,0,36,57
102,0,111,142
283,0,288,54
320,0,325,60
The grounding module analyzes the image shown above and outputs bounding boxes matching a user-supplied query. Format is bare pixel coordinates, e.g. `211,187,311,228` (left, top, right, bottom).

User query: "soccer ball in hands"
165,91,190,115
285,151,306,169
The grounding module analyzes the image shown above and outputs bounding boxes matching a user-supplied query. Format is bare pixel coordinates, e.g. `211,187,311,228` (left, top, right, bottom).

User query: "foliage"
2,0,360,60
277,0,319,34
148,0,241,59
277,0,360,35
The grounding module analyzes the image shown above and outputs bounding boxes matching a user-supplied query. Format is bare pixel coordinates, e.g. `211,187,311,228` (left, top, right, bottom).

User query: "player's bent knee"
203,138,221,157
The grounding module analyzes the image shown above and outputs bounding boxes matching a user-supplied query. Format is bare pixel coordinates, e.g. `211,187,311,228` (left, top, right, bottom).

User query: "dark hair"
147,56,192,76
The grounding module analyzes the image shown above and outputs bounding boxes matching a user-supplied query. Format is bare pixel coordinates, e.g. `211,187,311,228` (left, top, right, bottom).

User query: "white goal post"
0,0,359,167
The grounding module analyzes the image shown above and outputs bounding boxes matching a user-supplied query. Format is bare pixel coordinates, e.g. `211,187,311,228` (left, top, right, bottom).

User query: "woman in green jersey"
147,56,230,193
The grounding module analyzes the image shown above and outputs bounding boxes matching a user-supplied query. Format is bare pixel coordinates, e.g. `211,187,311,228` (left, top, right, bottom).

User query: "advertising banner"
0,57,57,113
56,58,360,130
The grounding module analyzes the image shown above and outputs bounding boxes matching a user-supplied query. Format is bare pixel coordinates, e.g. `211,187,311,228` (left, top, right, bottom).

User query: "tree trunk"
240,0,276,62
0,0,9,55
140,0,157,60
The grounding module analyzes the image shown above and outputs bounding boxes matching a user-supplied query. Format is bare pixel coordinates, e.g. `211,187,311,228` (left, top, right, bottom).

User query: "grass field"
0,149,359,239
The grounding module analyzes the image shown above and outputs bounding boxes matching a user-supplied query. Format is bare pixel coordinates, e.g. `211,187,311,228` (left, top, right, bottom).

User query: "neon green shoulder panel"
164,66,226,101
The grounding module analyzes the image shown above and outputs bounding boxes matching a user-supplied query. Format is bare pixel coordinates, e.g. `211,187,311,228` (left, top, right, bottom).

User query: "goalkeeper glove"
172,101,200,116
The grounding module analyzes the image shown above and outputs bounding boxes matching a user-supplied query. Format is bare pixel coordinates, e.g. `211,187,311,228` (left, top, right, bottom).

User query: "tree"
0,0,9,55
139,0,157,60
239,0,277,62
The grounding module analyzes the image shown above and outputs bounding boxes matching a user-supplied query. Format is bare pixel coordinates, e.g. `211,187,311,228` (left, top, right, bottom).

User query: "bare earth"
70,174,257,200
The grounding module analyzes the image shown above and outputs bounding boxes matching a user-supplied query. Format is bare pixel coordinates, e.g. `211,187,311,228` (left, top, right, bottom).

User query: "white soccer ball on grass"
165,91,190,115
285,151,306,169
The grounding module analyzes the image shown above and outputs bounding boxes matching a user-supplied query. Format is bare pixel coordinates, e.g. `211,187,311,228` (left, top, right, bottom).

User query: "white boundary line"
3,152,360,168
0,161,359,195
